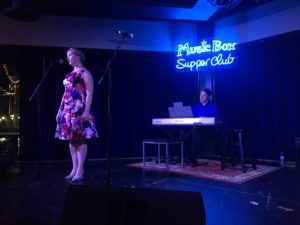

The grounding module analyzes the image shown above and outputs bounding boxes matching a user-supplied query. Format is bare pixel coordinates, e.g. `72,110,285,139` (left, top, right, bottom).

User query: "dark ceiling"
0,0,274,22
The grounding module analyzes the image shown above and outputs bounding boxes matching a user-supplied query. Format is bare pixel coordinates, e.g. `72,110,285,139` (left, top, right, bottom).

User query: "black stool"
221,129,255,173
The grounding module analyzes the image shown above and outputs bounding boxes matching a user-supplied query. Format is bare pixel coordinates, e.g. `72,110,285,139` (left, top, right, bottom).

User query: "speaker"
59,185,206,225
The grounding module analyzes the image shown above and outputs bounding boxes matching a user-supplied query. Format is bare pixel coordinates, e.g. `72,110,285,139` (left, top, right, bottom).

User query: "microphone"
97,75,104,86
116,30,134,39
52,59,64,65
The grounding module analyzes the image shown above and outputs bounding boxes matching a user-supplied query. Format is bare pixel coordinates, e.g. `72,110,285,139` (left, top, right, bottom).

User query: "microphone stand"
98,37,125,187
27,58,53,187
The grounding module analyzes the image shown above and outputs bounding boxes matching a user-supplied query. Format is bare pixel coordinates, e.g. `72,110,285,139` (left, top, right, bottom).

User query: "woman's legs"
65,142,78,179
73,143,87,180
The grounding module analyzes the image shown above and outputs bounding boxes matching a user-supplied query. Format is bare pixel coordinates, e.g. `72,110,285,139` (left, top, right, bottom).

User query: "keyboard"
152,117,215,126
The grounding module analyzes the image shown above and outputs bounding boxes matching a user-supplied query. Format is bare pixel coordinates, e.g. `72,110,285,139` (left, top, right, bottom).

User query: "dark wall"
1,30,300,162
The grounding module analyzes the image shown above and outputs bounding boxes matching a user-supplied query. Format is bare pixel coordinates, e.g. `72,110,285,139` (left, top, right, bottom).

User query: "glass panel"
0,63,20,163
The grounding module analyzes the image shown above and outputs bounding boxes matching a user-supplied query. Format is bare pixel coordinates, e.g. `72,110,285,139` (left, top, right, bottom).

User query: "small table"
142,139,184,169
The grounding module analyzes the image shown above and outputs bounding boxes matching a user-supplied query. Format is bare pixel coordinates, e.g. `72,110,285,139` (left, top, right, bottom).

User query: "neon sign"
176,40,237,72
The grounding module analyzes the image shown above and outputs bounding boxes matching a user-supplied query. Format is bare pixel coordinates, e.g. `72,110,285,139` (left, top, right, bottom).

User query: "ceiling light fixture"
207,0,241,7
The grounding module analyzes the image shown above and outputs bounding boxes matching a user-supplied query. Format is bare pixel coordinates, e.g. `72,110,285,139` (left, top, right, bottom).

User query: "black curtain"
2,30,300,162
214,31,300,161
105,50,199,159
0,46,198,161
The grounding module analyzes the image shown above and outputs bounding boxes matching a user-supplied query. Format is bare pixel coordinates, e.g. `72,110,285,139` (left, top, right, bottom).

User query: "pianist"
192,88,218,118
188,88,221,167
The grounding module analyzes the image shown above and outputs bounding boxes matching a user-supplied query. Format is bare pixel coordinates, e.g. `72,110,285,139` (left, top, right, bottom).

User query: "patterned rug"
127,160,279,184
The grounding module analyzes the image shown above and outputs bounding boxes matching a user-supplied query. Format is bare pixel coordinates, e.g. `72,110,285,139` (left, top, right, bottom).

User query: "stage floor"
0,158,299,225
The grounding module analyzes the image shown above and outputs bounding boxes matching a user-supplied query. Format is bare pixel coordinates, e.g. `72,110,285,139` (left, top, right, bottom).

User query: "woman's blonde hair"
67,48,86,66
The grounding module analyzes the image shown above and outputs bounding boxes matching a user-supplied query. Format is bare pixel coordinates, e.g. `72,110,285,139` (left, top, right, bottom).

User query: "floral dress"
55,70,99,140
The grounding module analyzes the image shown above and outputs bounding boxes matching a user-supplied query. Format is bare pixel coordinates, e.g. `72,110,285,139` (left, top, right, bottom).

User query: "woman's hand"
56,113,61,123
81,111,90,121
